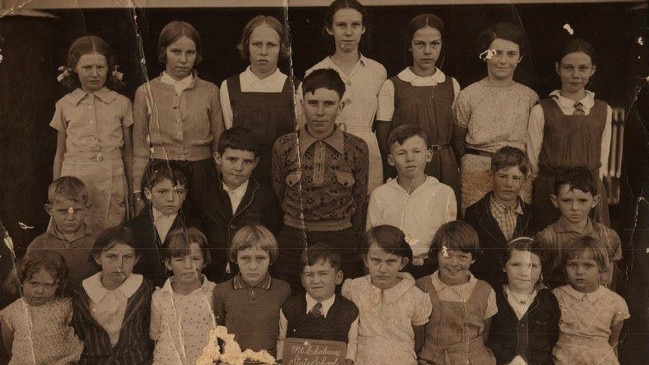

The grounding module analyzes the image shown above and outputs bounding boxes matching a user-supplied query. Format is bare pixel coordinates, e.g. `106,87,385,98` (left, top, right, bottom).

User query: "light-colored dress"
342,273,432,365
150,275,217,365
305,55,387,194
453,81,538,213
50,87,132,228
552,285,629,365
0,297,83,365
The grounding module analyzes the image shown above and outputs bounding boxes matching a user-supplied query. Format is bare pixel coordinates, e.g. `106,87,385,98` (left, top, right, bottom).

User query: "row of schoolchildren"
1,211,628,365
48,0,615,239
1,113,627,365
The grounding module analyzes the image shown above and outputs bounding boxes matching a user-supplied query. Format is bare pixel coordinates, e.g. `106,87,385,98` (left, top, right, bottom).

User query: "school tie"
574,102,586,115
309,302,323,317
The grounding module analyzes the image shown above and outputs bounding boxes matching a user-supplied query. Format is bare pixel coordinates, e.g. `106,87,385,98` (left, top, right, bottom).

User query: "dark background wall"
0,3,647,363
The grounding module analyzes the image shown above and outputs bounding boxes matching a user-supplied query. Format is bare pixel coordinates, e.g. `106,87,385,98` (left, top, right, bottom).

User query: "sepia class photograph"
0,0,648,364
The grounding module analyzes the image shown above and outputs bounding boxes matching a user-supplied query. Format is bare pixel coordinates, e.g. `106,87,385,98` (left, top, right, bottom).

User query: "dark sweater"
464,191,537,289
487,287,560,365
283,294,359,343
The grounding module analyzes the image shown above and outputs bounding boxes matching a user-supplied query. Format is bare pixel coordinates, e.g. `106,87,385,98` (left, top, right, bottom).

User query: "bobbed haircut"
429,220,482,259
563,236,610,273
218,126,260,157
301,242,342,271
558,37,597,65
162,227,211,265
62,35,122,91
388,124,429,151
502,236,544,268
553,167,598,196
228,225,279,264
476,22,527,57
18,250,69,296
48,176,89,205
323,0,370,54
157,21,203,65
237,15,291,60
363,225,413,264
89,226,140,265
302,68,346,100
490,146,530,176
142,160,187,194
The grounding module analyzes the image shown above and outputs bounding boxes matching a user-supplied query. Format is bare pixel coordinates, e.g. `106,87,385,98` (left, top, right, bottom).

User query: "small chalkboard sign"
282,338,346,365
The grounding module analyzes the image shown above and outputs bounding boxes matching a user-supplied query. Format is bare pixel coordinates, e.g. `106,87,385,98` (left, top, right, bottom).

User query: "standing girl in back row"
51,35,133,229
304,0,387,194
527,38,612,230
376,13,461,199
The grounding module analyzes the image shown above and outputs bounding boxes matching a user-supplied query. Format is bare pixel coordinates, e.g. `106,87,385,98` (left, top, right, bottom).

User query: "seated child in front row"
487,237,560,365
342,225,432,365
416,221,497,365
1,250,83,364
203,126,278,283
212,225,291,357
536,167,621,289
125,160,200,287
552,236,629,365
367,124,456,279
72,226,153,365
26,176,99,290
150,227,216,365
465,146,537,290
277,243,360,364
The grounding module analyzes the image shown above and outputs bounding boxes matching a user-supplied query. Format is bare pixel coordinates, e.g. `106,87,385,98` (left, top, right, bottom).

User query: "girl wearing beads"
376,13,461,197
527,38,612,230
552,236,629,365
132,21,223,218
453,23,538,214
304,0,387,194
1,251,83,364
487,237,560,365
219,15,297,186
51,35,132,229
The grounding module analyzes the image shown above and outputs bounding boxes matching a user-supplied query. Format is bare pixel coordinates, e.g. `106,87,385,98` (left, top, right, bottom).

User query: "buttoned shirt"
160,71,194,95
429,270,498,319
489,196,524,241
152,208,177,243
222,180,249,214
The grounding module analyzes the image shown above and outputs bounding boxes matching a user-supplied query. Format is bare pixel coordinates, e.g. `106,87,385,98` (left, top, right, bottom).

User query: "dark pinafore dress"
227,74,297,187
389,76,460,199
532,99,610,230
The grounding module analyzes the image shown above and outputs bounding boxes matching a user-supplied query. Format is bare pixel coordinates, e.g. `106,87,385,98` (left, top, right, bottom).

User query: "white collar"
82,272,143,303
430,269,476,292
386,175,439,194
152,207,178,222
159,274,214,296
549,89,595,109
561,284,607,303
222,179,249,195
397,67,446,84
305,293,336,318
240,66,286,87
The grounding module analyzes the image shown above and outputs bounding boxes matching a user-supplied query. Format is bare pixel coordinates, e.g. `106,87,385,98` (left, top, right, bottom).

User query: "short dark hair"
502,236,544,269
301,242,342,271
237,15,291,60
217,126,260,157
476,22,527,57
302,68,346,100
18,250,69,296
323,0,370,54
558,37,597,65
48,176,88,205
142,160,188,193
429,221,481,259
162,227,211,265
388,124,429,151
89,226,140,265
404,13,445,65
491,146,530,175
553,167,597,196
363,225,413,263
158,21,203,65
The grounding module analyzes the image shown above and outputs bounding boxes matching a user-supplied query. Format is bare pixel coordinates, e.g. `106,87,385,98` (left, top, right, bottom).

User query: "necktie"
309,302,323,317
574,102,585,115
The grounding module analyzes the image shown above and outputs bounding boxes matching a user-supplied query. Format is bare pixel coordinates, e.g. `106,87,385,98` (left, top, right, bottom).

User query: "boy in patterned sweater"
277,243,359,364
271,68,369,293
